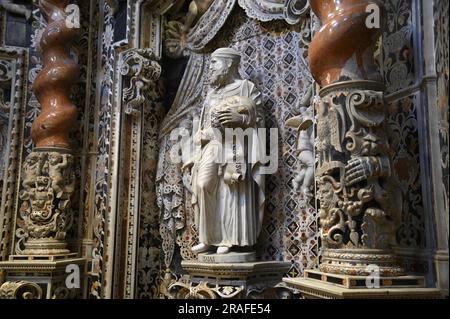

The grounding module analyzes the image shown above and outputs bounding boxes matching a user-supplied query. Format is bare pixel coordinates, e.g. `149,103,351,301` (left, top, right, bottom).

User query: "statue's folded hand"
217,110,246,128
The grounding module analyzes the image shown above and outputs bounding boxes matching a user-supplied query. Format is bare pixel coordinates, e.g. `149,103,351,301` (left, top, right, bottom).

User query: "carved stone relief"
383,0,416,93
0,47,28,261
167,280,295,299
121,48,161,116
0,281,43,299
309,0,405,277
18,151,75,254
285,86,315,201
434,0,449,245
237,0,309,25
316,85,404,276
0,59,12,188
113,47,162,298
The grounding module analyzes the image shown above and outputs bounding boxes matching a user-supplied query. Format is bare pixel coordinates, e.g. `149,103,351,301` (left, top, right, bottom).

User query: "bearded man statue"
183,47,266,260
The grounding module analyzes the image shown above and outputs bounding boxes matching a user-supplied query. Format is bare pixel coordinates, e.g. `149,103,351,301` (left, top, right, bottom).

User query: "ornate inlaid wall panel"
383,0,428,257
387,94,425,249
0,47,28,261
383,0,417,94
434,0,449,241
84,1,164,299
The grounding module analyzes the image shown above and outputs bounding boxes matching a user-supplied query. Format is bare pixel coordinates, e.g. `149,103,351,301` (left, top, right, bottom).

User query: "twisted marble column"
310,0,404,276
20,0,78,255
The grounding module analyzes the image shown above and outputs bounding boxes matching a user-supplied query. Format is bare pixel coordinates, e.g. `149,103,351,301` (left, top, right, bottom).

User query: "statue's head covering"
211,47,241,62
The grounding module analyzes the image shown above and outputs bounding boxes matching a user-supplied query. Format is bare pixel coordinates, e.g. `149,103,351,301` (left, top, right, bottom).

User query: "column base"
283,270,443,299
320,249,404,276
0,254,85,299
22,238,70,255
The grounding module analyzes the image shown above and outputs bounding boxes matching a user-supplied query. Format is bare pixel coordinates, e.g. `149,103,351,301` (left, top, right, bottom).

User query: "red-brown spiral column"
20,0,78,255
308,0,384,87
283,0,441,298
32,0,78,148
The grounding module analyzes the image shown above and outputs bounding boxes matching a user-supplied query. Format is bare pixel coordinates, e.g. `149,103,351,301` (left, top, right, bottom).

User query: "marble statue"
183,47,265,257
285,87,315,200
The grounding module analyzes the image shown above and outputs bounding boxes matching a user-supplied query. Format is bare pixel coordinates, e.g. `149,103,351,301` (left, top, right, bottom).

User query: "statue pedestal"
0,254,85,299
176,260,291,298
283,270,443,299
198,251,256,263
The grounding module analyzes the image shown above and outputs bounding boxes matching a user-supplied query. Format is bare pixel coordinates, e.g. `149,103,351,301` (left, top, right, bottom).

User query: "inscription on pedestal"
200,255,216,263
198,252,256,263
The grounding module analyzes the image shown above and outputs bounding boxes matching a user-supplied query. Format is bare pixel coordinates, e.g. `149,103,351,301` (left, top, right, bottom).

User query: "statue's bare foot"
192,243,211,254
216,246,230,254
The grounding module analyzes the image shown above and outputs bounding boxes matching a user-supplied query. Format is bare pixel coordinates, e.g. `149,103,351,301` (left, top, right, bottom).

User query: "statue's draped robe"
191,79,265,247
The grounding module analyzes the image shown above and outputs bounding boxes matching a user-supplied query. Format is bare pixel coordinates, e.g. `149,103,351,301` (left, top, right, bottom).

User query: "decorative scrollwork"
0,59,12,148
237,0,309,25
168,281,218,299
0,281,43,299
120,49,161,116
